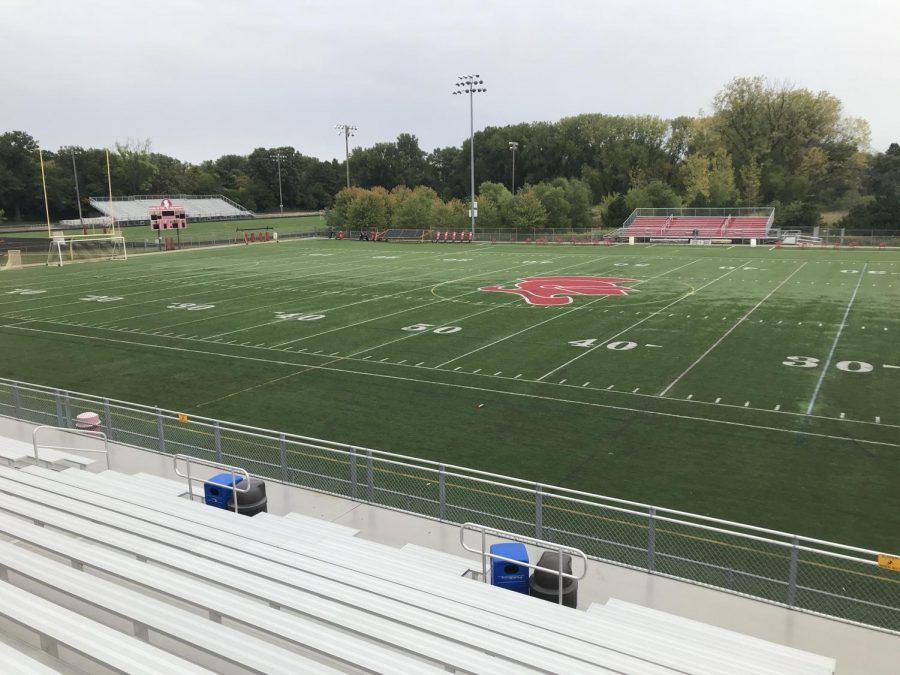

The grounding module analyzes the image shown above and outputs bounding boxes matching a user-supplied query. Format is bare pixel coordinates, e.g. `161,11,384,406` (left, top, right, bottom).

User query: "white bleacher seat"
90,196,253,224
0,542,386,675
0,579,218,675
282,510,360,537
588,600,835,674
0,465,833,674
0,439,93,470
0,638,69,675
400,542,477,577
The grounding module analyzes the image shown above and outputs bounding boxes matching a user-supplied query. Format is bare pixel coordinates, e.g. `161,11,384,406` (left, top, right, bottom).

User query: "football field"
1,239,898,551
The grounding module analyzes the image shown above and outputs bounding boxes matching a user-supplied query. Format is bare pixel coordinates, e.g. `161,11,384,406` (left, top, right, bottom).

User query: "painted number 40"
569,339,637,350
783,356,874,373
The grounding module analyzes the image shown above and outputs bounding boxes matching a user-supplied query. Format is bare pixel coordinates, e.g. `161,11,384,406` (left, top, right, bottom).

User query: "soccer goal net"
47,235,127,267
1,250,23,271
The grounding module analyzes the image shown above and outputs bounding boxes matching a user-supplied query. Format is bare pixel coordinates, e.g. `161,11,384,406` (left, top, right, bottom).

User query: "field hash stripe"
659,262,807,397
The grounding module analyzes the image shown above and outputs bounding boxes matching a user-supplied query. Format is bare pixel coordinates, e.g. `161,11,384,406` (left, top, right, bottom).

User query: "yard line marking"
645,344,662,348
658,263,807,396
270,253,589,349
884,364,900,369
806,264,867,416
538,260,744,382
433,255,672,368
10,305,900,444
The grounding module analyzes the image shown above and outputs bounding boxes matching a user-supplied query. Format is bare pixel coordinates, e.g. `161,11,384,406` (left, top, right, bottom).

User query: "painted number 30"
783,356,874,373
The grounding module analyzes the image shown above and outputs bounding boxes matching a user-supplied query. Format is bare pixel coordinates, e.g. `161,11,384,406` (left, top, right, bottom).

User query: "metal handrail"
31,426,109,471
173,454,250,514
460,522,587,605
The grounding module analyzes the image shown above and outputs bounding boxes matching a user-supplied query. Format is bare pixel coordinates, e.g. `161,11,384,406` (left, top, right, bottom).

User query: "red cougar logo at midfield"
479,276,638,305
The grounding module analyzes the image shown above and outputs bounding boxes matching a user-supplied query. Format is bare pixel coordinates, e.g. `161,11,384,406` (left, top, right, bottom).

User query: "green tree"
624,180,681,211
476,181,513,228
114,139,158,194
598,192,630,227
510,189,548,229
348,188,389,229
0,131,41,221
391,185,438,228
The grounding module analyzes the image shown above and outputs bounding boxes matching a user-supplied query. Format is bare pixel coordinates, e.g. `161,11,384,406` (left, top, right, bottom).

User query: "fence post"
438,464,446,522
647,507,657,571
278,433,287,483
62,392,71,427
349,448,358,500
155,407,166,454
787,535,800,607
535,484,543,539
366,450,374,503
55,390,64,426
12,384,21,419
213,421,222,463
103,399,113,441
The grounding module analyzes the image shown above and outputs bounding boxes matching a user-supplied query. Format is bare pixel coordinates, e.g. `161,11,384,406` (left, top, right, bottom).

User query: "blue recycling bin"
204,473,244,510
490,542,529,594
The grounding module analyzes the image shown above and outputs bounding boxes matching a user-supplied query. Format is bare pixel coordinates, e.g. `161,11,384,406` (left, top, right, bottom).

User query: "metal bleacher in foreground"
0,429,848,674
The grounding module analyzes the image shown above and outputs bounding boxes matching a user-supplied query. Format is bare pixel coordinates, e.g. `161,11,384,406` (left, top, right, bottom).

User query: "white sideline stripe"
538,260,748,382
805,264,867,416
658,263,807,397
8,321,898,434
439,257,698,370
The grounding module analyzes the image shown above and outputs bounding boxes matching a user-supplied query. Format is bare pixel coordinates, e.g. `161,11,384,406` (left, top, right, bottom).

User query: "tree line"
1,77,897,229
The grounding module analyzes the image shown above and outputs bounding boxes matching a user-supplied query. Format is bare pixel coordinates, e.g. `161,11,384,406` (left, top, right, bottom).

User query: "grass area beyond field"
0,239,897,552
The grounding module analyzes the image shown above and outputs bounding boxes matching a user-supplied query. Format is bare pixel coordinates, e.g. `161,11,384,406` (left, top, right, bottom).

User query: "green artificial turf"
0,239,897,553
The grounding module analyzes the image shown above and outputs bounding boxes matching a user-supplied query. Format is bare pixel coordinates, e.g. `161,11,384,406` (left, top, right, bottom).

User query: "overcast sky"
2,0,897,163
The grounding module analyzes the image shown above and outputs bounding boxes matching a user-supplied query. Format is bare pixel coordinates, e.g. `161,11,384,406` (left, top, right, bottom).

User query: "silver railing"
0,377,897,634
460,522,587,605
31,426,110,471
173,454,250,513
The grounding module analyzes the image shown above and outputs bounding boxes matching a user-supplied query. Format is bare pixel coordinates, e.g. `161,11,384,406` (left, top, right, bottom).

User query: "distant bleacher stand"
85,194,254,226
617,207,776,243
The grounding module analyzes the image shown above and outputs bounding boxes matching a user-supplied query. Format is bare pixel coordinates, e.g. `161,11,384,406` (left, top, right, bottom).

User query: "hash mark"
686,394,693,400
415,362,424,366
839,412,846,420
774,404,781,411
606,385,614,390
743,401,750,407
514,374,522,379
582,382,590,387
875,416,881,424
715,397,721,403
493,371,502,376
559,379,567,384
632,388,640,393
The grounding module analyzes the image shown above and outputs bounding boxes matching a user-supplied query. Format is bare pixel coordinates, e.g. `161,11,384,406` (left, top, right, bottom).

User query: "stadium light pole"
508,141,518,196
453,75,486,238
335,124,357,188
270,152,285,216
71,148,85,229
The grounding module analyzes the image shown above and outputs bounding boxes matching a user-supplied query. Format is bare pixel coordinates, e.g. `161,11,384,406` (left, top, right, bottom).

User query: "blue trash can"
204,473,244,510
490,542,529,594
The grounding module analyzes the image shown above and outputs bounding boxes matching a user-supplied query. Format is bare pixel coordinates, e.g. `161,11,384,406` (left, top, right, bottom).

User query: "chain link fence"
0,377,897,634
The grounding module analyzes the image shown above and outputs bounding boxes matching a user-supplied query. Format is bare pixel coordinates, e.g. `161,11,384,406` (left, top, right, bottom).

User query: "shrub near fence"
0,376,897,634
